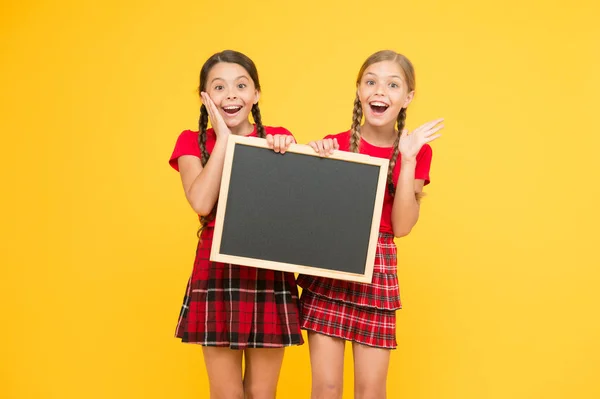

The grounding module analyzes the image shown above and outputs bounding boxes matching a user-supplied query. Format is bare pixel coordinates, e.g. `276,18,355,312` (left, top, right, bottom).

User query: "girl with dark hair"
168,50,302,399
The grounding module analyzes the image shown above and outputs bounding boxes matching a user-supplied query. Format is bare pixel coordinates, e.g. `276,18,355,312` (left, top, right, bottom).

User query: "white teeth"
370,102,388,107
223,106,241,110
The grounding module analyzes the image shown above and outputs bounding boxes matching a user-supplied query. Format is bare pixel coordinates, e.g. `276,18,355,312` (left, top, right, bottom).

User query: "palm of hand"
398,118,444,160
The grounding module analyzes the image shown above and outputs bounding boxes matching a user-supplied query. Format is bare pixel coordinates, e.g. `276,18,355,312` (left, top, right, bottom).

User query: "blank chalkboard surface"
210,135,389,283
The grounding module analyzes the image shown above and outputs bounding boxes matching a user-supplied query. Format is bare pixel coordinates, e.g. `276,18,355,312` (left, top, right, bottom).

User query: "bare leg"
307,331,346,399
202,346,244,399
242,347,285,399
352,341,391,399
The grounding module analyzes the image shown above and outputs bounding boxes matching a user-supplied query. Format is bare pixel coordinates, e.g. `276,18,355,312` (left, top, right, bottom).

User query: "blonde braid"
388,108,424,203
387,108,406,195
349,94,362,153
352,50,421,201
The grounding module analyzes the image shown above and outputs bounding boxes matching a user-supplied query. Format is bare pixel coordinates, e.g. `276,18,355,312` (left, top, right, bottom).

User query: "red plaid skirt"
297,233,400,349
175,228,304,349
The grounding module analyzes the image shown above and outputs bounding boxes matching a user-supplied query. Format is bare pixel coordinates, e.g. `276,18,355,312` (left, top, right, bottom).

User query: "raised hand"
399,118,444,161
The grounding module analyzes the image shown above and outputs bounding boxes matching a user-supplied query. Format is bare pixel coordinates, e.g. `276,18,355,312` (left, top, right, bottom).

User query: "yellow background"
2,0,599,398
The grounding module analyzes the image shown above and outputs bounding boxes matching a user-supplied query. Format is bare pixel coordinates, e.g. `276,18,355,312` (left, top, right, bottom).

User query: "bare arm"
177,136,228,216
176,92,233,215
391,158,425,237
391,118,444,238
178,92,296,215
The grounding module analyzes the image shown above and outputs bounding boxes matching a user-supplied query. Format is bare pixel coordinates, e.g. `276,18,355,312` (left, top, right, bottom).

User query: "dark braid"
198,104,210,166
349,94,362,153
387,108,406,195
197,210,217,239
194,50,264,238
251,104,266,138
196,104,214,239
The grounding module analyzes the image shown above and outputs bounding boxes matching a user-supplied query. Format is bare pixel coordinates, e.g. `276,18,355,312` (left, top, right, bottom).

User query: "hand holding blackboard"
308,137,340,157
266,133,295,154
210,135,389,283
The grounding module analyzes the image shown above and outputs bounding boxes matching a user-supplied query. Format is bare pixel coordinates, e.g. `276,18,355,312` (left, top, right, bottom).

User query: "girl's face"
357,60,414,129
205,62,259,128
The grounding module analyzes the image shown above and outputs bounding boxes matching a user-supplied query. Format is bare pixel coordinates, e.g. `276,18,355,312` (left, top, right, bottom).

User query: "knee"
244,384,276,399
354,381,386,399
312,382,343,399
210,386,244,399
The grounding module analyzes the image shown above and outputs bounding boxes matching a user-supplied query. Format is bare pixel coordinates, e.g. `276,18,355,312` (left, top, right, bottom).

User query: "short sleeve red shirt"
324,130,432,235
169,125,293,171
169,125,294,226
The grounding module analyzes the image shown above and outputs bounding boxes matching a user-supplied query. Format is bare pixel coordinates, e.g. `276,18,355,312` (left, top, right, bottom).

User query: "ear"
254,90,260,105
403,90,415,108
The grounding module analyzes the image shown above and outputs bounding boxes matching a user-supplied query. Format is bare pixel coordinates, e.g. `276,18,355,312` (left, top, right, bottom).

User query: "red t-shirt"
324,130,432,235
169,125,294,226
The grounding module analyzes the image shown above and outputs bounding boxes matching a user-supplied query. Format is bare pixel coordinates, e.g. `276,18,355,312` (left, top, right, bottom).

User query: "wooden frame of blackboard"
210,135,389,283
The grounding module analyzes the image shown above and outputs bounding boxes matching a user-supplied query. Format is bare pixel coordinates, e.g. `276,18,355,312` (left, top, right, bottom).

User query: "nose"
226,88,237,100
375,83,385,95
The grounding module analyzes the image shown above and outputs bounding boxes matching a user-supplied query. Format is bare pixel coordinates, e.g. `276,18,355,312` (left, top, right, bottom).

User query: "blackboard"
210,135,389,283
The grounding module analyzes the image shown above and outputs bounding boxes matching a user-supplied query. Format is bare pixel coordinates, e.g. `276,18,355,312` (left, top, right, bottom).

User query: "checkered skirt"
297,233,400,349
175,227,304,349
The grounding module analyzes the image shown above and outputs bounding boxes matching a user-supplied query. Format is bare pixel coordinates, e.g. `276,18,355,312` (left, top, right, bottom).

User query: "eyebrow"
364,72,404,80
210,75,250,84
